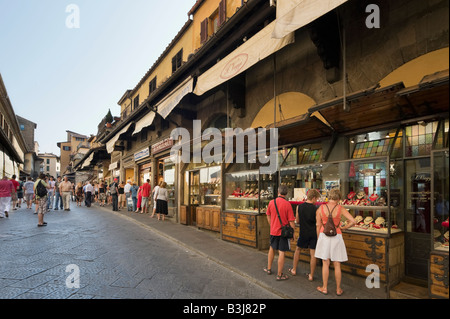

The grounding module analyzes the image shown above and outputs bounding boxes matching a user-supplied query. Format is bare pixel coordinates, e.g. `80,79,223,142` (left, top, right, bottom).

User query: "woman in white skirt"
315,189,356,296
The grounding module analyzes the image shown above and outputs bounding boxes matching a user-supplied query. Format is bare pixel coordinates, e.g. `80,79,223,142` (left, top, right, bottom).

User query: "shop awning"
194,20,295,96
272,0,348,39
266,113,334,146
106,122,132,154
396,69,449,118
132,111,156,136
157,76,194,119
81,152,94,169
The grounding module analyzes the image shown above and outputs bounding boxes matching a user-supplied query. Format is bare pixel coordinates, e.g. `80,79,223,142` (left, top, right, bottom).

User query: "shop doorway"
405,158,431,281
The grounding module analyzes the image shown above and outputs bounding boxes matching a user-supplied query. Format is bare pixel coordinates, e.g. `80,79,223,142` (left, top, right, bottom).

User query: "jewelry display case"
222,167,273,250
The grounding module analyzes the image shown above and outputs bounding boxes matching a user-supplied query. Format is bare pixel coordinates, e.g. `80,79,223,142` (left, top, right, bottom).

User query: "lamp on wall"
363,135,368,142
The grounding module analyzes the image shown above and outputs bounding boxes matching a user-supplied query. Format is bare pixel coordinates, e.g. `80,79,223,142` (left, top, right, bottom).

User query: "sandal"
276,274,289,281
288,268,296,276
263,267,272,275
336,289,344,296
307,273,313,282
317,286,328,295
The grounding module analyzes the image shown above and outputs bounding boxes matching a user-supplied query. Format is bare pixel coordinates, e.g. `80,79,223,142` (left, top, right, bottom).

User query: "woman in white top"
150,181,162,218
155,182,169,221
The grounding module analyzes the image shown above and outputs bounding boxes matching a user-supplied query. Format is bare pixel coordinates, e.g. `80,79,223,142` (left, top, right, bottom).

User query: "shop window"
279,147,297,167
405,121,440,157
433,119,449,150
351,129,402,159
298,144,322,164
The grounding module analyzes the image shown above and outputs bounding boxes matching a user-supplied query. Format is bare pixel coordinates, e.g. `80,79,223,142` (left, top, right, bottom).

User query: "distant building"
57,130,89,175
16,115,41,179
38,153,60,178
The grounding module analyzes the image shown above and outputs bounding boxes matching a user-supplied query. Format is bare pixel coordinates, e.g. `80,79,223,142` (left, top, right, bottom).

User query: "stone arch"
379,48,449,87
250,92,317,128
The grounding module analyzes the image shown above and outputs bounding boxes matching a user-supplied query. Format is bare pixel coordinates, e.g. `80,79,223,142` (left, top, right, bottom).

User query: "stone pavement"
105,206,382,300
0,201,383,300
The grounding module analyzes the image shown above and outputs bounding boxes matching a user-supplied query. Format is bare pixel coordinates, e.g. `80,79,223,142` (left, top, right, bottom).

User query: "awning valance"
106,122,132,154
81,153,94,169
132,111,156,136
157,76,194,119
194,20,295,96
272,0,348,39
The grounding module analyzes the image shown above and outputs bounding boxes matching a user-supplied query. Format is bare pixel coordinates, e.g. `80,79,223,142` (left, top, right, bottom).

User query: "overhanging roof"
308,70,449,135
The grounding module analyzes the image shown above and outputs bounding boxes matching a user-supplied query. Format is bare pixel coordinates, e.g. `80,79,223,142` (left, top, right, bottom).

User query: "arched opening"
251,92,318,128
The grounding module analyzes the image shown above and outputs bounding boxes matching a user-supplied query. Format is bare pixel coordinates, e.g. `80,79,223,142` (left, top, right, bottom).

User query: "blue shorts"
270,235,291,252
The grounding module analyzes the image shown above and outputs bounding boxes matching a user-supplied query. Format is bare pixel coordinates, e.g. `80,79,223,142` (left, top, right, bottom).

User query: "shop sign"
109,162,118,170
134,147,150,162
152,138,173,155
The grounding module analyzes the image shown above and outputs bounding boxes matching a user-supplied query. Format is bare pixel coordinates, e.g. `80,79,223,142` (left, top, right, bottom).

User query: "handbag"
322,204,340,237
274,197,294,239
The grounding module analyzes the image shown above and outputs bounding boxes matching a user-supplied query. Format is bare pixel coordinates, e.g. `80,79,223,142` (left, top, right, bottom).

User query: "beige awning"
106,122,132,154
81,152,94,169
194,20,295,96
157,76,194,119
132,111,156,136
272,0,348,39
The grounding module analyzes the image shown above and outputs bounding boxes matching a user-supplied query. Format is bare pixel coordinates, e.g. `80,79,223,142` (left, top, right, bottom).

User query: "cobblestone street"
0,204,280,300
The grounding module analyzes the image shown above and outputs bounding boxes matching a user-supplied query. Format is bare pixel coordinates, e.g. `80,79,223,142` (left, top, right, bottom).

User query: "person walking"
23,177,35,209
98,180,106,207
16,177,25,209
150,181,162,218
130,181,139,212
124,180,132,209
53,176,64,210
34,173,50,226
135,184,143,213
264,184,296,281
118,181,126,209
84,181,94,207
315,189,356,296
109,178,119,211
155,182,169,221
46,176,55,211
0,175,14,218
9,175,19,211
75,182,83,207
289,189,320,281
140,179,151,214
59,176,73,211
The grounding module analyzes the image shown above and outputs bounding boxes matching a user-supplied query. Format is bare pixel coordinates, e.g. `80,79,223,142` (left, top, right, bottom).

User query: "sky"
0,0,195,155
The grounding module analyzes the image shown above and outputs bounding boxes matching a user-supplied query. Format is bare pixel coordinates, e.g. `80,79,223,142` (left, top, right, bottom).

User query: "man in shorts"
289,189,320,281
140,179,151,214
264,184,295,281
23,177,35,209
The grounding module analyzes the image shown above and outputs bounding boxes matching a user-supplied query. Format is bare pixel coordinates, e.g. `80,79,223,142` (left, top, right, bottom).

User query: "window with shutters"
200,18,208,44
218,0,227,28
172,49,183,74
149,76,157,95
133,95,140,110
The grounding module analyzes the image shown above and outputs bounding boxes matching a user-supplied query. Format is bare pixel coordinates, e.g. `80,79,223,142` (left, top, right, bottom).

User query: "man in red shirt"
264,184,295,281
140,179,151,214
0,175,14,218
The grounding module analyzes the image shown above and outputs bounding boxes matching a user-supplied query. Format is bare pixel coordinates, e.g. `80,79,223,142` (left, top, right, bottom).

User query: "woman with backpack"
314,189,356,296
